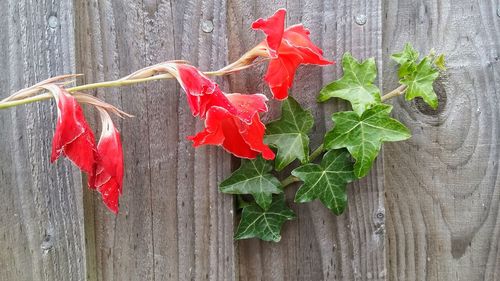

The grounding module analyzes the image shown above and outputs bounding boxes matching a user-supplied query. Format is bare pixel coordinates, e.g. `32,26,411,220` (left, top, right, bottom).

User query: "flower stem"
0,93,52,109
0,58,269,110
66,74,173,93
381,84,407,102
280,144,325,188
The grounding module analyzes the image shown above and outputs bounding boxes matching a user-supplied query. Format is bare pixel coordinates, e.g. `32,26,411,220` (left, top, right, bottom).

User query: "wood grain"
229,1,387,280
0,1,87,280
74,0,236,280
383,0,500,280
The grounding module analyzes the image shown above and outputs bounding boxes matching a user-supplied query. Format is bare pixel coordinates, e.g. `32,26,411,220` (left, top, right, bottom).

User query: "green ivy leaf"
400,57,439,109
219,157,282,210
318,52,381,115
324,104,411,178
391,44,441,109
265,97,314,171
391,43,419,65
292,149,355,215
433,54,446,71
235,194,296,242
392,43,419,78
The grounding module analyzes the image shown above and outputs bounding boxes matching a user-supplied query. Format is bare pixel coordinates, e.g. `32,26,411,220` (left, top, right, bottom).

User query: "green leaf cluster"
391,43,445,109
219,43,445,242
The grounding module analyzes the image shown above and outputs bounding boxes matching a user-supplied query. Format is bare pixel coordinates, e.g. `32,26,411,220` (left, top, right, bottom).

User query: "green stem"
280,144,325,188
381,84,407,102
280,175,301,187
309,144,324,162
0,93,52,109
66,74,173,92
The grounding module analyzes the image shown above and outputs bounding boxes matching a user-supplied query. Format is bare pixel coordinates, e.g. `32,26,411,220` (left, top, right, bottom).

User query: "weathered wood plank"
230,1,386,280
75,0,236,280
383,1,500,280
0,1,87,280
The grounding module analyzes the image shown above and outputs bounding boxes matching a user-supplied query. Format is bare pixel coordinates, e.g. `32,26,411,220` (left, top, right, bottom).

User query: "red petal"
50,87,96,174
92,110,124,213
225,93,268,124
251,9,286,58
176,64,237,118
188,106,274,160
264,48,303,100
237,114,275,160
282,24,334,65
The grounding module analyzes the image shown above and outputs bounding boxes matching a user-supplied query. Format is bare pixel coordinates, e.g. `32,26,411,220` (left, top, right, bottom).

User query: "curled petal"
251,9,286,58
188,106,275,160
90,108,124,213
175,64,238,118
44,85,97,174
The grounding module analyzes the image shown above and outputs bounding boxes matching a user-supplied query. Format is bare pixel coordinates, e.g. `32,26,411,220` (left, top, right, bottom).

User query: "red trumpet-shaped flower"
172,63,274,159
189,93,275,160
252,8,334,100
89,108,124,213
45,85,97,174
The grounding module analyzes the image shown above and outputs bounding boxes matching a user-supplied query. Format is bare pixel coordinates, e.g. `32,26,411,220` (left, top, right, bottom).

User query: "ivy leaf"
324,104,411,178
235,194,296,242
391,43,419,65
433,54,446,71
318,52,381,115
219,157,282,210
265,97,314,171
292,149,355,215
400,57,439,109
391,44,441,109
392,43,419,78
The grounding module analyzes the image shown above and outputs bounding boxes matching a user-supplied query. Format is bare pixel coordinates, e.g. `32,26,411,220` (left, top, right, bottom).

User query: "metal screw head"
201,20,214,33
497,7,500,17
355,14,367,26
48,15,59,29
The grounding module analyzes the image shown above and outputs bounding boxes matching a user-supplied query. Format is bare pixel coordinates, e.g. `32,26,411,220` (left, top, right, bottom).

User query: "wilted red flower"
45,85,97,174
252,8,334,100
89,108,124,213
188,93,275,160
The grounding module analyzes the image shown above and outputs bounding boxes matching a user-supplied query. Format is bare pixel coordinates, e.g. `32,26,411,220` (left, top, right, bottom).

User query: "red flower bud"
90,108,124,213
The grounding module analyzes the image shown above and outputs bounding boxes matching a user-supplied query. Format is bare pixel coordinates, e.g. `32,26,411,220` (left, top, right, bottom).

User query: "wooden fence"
0,0,499,280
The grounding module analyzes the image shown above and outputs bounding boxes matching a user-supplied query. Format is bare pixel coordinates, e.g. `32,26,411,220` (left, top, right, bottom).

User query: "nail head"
355,14,367,26
48,15,59,29
202,20,214,33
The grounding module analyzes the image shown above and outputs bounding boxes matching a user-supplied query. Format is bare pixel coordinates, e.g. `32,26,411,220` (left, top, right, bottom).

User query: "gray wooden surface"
0,0,499,281
0,1,86,281
383,1,500,280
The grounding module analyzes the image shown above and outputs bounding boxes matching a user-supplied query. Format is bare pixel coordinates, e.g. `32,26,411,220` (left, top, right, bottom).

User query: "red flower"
46,85,97,174
189,93,275,160
90,108,124,213
252,9,334,100
175,64,238,119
